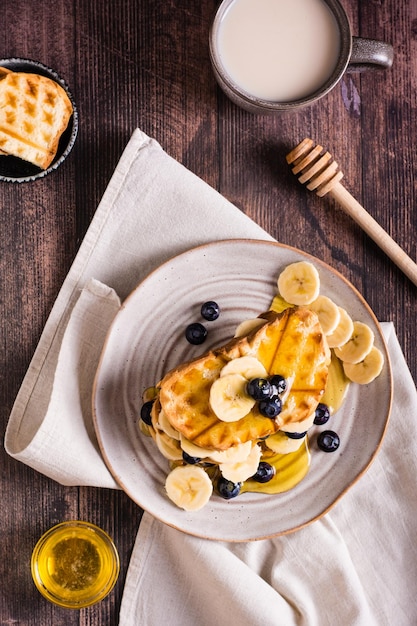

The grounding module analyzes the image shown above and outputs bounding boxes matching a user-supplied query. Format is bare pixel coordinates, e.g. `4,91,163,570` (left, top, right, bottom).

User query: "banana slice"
209,373,255,422
165,465,213,511
343,346,384,384
180,435,212,459
277,261,320,306
265,431,306,454
334,321,374,364
142,386,159,403
309,295,340,336
155,431,183,461
220,355,268,380
281,411,315,433
209,440,252,464
158,409,181,440
219,444,262,483
138,420,152,437
326,307,354,349
234,318,266,337
151,402,160,432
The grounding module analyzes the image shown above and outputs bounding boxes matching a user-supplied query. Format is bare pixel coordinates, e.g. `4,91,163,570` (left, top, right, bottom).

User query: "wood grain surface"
1,0,416,623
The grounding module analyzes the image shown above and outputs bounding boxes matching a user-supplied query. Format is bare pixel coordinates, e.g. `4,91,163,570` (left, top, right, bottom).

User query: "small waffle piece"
0,68,73,169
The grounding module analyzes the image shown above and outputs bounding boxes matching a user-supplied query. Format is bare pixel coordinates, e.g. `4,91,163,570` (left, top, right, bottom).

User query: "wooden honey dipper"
286,138,417,287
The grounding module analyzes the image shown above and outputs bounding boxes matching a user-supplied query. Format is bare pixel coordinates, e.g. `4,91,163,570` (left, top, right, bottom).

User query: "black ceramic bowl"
0,58,78,182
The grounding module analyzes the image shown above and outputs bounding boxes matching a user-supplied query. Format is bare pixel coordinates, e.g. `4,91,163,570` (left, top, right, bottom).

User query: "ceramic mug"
209,0,394,114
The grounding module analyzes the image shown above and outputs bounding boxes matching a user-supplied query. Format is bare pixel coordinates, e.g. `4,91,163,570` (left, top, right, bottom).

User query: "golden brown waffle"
0,69,73,169
158,307,330,451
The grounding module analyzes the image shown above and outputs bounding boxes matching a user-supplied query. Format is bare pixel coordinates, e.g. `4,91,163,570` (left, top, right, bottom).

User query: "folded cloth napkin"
5,130,417,625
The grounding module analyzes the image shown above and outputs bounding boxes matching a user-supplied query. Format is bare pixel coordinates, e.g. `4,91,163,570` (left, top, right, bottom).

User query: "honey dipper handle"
330,182,417,287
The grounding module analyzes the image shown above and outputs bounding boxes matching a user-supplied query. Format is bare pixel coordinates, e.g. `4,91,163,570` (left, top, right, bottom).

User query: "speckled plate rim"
0,57,78,183
92,240,393,541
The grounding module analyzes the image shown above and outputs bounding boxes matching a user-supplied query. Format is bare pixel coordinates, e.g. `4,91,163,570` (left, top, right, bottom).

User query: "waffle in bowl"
0,67,73,169
156,307,330,451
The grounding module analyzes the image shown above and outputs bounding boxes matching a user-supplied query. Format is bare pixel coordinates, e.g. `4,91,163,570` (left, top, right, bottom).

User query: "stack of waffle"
0,66,73,169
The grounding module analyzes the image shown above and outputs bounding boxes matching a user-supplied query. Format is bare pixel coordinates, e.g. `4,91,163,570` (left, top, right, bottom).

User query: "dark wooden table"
1,1,416,623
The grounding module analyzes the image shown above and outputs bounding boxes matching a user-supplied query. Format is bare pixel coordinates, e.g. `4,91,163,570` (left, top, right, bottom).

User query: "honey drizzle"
242,439,310,495
321,350,350,413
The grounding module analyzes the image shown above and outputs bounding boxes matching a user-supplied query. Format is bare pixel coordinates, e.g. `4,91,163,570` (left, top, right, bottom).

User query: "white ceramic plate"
93,240,392,541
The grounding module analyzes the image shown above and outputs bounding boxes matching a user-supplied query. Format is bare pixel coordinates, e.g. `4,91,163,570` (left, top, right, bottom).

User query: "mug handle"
348,37,394,71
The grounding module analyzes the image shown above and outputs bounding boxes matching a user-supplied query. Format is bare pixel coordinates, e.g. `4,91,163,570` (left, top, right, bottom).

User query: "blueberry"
314,403,330,426
185,322,208,345
251,462,275,483
269,374,287,396
284,431,307,440
247,377,272,401
140,400,154,425
182,451,201,465
317,430,340,452
201,301,220,321
217,476,242,499
259,396,282,418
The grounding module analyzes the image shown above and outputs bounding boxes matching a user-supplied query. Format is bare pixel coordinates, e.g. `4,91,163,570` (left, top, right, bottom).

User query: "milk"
217,0,341,102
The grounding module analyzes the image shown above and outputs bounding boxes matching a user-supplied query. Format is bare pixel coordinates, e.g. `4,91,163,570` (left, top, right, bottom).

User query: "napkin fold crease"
4,129,417,626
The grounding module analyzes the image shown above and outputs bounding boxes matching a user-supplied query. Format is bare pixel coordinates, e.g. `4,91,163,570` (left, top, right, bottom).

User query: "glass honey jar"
31,521,120,609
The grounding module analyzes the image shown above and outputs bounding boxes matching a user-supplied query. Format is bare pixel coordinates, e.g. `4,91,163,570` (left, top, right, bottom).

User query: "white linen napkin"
5,129,417,625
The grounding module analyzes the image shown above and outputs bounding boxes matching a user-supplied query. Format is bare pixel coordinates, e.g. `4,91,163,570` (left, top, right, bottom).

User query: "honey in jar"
31,521,120,609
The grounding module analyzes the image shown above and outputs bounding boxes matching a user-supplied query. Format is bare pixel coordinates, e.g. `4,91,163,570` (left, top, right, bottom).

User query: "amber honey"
322,350,350,413
243,439,311,495
31,521,120,609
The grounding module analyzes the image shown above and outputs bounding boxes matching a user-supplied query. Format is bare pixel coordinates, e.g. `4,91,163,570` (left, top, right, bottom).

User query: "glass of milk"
209,0,393,114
